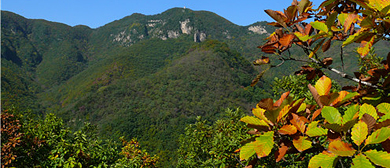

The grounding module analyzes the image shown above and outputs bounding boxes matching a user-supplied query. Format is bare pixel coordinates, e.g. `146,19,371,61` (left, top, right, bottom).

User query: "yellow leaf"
315,76,332,96
293,136,312,152
357,35,376,57
351,120,368,146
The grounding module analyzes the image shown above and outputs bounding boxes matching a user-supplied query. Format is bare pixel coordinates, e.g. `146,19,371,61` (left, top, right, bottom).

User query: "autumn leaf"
240,142,255,161
308,151,338,168
328,139,356,156
364,150,390,167
265,9,288,29
351,120,368,146
366,127,390,145
254,131,274,158
306,121,328,137
321,106,342,124
275,145,289,162
278,124,298,135
315,76,332,96
253,56,270,65
359,103,378,120
351,154,375,168
293,136,312,152
357,35,376,57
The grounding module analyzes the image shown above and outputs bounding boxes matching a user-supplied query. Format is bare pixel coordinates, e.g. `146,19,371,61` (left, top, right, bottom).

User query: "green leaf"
240,116,269,127
366,127,390,145
308,152,338,168
310,21,329,33
338,13,349,26
293,136,312,152
377,103,390,114
298,0,310,14
341,92,359,103
239,142,255,161
342,30,370,47
351,121,368,146
379,113,390,122
342,104,359,124
326,12,338,29
306,121,328,137
351,154,375,168
254,131,274,158
294,32,311,42
364,150,390,167
322,106,342,124
359,103,378,120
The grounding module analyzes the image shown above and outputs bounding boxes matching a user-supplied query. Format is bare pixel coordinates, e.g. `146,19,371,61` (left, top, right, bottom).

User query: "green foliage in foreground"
177,108,250,167
1,107,159,168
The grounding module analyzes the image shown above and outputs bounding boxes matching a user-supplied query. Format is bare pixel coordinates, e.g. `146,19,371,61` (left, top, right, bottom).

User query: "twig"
309,58,380,88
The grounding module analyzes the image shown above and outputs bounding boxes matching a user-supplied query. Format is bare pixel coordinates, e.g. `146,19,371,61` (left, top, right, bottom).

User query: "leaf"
298,0,310,14
308,84,323,108
252,107,272,125
377,103,390,114
306,121,328,137
338,13,349,26
322,39,332,52
361,113,376,133
294,32,311,41
343,13,358,33
364,150,390,167
342,28,370,47
351,154,375,168
240,142,255,160
277,105,291,122
240,116,269,127
366,127,390,145
324,123,342,132
328,140,356,156
359,103,378,120
254,131,274,158
253,56,270,65
322,106,342,124
331,90,348,106
379,113,390,123
357,35,376,57
339,92,360,105
279,34,295,48
278,124,298,135
308,151,338,168
250,68,269,86
326,12,338,29
275,145,289,162
351,120,368,146
310,21,329,33
274,91,290,107
315,76,332,96
265,9,288,29
367,0,390,11
290,113,307,133
293,136,312,152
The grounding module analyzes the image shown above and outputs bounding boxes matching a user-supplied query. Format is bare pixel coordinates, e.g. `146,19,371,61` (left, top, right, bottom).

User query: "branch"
309,58,380,89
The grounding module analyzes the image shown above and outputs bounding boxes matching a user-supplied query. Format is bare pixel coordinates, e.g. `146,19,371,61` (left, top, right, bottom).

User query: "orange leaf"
322,39,332,52
274,91,290,107
290,113,306,133
279,34,295,48
343,13,358,33
278,124,298,135
277,105,291,122
331,90,349,106
275,145,289,162
315,76,332,96
328,140,356,156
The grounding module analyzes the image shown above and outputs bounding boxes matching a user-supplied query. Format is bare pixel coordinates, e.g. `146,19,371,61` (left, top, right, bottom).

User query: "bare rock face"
248,25,267,34
194,31,206,42
168,31,180,38
180,19,193,34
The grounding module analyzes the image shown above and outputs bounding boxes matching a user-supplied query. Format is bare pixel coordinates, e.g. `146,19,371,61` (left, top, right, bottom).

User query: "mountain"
1,8,275,166
2,7,388,166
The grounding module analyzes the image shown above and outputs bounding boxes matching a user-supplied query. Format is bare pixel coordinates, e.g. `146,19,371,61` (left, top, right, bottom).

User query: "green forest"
2,0,390,167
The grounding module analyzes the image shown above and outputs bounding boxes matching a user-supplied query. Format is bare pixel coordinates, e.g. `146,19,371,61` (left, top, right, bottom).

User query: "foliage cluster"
239,0,390,167
1,108,158,168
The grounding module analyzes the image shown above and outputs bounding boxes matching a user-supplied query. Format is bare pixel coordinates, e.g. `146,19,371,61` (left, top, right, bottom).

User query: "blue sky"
2,0,324,28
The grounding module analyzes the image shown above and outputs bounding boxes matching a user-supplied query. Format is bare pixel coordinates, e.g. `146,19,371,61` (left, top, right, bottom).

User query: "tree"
239,0,390,167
